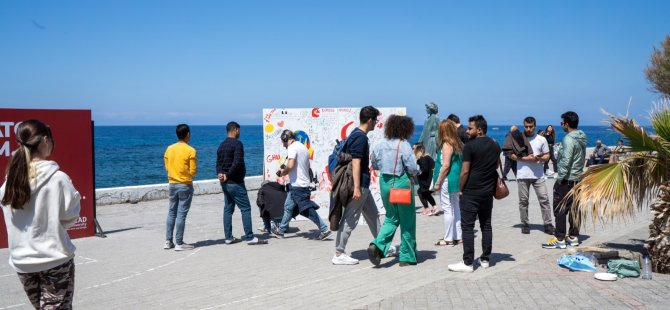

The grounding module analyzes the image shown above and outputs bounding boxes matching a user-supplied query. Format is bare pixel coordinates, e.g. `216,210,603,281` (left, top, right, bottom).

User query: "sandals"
430,208,443,216
435,239,450,246
421,208,432,216
435,239,461,246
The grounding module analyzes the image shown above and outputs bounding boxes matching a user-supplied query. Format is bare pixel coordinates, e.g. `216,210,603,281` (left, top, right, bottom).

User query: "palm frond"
651,99,670,144
565,149,668,224
603,109,660,153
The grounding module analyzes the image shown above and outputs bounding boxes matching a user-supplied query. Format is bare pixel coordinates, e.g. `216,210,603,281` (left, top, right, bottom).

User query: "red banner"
0,109,95,248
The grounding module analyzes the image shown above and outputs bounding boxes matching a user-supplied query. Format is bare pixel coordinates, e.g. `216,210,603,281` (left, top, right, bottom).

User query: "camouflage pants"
17,259,75,310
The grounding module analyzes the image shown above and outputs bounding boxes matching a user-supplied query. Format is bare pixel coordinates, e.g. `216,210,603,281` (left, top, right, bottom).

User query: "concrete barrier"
95,176,264,206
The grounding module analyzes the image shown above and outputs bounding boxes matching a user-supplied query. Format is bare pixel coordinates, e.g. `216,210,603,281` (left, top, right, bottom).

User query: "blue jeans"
588,154,606,166
166,183,194,245
279,188,328,233
221,181,254,241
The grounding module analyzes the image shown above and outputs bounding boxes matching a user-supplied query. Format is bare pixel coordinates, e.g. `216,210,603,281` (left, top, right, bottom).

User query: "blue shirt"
372,138,418,176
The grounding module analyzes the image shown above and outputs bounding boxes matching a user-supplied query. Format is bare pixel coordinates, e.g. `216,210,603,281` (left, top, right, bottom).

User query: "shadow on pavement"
102,226,143,234
193,239,228,247
489,253,515,267
601,239,648,255
350,249,438,268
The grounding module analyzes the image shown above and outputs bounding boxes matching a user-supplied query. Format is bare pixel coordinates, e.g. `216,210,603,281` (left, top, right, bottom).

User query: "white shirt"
516,134,549,179
286,141,311,187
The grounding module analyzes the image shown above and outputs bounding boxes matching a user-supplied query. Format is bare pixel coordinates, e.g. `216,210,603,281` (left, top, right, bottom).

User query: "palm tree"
564,100,670,273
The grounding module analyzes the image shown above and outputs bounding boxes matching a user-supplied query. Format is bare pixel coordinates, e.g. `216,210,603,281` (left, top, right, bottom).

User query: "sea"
94,125,647,188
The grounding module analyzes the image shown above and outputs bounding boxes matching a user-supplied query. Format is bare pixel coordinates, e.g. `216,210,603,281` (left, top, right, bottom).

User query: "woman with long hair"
1,119,81,309
368,115,419,267
543,124,557,174
432,119,463,246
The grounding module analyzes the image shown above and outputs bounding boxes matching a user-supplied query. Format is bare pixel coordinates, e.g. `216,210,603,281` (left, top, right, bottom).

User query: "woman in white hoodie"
1,119,81,309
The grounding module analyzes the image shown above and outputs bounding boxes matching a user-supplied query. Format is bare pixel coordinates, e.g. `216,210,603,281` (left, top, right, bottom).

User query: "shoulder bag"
494,140,509,200
389,141,413,204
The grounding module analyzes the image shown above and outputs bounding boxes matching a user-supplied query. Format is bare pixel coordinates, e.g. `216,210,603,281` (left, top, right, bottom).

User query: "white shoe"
332,253,359,265
479,258,490,269
163,240,175,250
387,245,398,257
174,243,194,251
448,261,474,273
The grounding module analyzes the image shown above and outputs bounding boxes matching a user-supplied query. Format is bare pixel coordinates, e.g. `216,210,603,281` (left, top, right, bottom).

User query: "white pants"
440,178,462,241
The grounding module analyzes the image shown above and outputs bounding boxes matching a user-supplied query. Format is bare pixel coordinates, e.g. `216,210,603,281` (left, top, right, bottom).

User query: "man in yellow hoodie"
164,124,197,251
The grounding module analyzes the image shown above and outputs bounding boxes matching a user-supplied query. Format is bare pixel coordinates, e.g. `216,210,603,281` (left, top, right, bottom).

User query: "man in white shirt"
509,117,555,235
271,130,331,240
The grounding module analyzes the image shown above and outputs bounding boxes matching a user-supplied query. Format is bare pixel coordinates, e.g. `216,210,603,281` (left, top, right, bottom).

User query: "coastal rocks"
95,176,264,206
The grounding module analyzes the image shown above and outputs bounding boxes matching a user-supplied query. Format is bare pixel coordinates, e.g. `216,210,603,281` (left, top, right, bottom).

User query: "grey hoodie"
556,130,588,181
1,160,81,273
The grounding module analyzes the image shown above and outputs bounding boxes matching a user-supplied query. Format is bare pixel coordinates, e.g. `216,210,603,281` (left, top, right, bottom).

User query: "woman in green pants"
368,115,419,267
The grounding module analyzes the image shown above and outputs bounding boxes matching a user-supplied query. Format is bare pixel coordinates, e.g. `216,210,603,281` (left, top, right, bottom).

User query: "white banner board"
262,107,407,217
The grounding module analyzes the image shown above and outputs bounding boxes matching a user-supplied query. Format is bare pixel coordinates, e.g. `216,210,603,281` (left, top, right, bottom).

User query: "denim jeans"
588,154,606,166
221,181,254,241
279,188,328,233
460,194,493,266
166,183,194,245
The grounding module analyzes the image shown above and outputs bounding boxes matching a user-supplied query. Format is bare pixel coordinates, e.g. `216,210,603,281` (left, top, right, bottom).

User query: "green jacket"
557,130,587,181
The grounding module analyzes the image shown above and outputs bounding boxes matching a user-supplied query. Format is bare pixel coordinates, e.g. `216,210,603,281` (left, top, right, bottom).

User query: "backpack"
327,130,361,178
327,138,350,177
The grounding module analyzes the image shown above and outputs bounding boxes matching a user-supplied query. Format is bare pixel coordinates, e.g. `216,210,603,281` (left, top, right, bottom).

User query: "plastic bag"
557,253,597,272
607,259,641,278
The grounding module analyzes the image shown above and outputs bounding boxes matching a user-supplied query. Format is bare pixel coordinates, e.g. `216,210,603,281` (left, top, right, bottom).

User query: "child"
413,143,438,216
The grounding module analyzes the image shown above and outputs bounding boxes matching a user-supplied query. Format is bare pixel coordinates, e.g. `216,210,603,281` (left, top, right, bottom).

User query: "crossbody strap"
391,141,412,188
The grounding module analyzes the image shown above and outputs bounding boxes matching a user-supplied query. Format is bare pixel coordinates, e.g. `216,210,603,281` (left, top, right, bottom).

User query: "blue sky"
1,1,669,125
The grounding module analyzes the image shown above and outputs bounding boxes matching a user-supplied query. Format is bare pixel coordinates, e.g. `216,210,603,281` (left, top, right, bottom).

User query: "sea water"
94,125,644,188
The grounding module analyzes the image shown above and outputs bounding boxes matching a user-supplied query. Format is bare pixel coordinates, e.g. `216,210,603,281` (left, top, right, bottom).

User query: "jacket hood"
567,130,587,148
30,160,60,194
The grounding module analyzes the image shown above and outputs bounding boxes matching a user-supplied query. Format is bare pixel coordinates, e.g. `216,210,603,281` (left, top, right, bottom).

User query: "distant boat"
492,127,499,130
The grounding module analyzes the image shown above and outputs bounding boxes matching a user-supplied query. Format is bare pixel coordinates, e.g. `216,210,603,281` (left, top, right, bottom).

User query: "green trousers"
372,173,417,263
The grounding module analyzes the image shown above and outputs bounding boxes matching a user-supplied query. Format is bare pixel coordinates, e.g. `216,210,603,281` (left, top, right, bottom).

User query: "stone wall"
95,176,264,205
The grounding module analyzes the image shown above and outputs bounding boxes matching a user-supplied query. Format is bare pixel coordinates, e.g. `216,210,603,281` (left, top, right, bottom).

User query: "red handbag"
388,141,413,204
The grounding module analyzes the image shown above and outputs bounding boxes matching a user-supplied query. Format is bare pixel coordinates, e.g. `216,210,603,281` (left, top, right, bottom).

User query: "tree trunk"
647,183,670,273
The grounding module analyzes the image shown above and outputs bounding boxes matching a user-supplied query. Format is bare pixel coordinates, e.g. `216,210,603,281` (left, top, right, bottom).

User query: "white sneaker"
163,240,175,250
387,245,398,257
174,243,194,251
448,261,474,273
479,258,490,269
332,253,359,265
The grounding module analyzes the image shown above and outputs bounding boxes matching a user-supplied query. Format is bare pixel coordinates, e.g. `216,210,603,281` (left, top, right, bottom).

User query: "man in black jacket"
217,122,267,245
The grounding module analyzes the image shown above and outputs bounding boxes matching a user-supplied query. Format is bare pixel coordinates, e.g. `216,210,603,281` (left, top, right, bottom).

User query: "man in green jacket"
542,111,587,249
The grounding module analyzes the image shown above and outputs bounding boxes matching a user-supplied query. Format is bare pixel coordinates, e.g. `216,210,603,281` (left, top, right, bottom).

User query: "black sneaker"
544,224,556,235
270,226,285,239
521,224,530,234
367,244,382,266
399,261,417,267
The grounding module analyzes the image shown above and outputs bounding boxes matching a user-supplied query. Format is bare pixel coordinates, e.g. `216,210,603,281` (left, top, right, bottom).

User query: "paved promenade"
2,178,668,309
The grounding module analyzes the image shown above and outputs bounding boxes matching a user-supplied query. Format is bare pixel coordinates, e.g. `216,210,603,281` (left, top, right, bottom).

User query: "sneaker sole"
367,244,381,266
319,231,332,240
542,245,566,249
448,267,474,273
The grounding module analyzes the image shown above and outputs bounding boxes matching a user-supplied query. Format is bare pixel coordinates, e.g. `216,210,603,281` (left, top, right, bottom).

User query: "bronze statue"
419,102,440,159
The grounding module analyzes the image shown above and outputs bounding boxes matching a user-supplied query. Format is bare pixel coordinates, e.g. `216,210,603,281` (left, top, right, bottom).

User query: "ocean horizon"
94,124,644,189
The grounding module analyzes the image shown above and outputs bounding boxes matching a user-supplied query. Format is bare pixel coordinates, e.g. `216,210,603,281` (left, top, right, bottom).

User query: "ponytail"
2,145,32,209
1,119,51,209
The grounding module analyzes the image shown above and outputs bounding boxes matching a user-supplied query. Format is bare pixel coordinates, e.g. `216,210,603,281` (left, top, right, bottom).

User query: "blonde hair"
438,119,463,153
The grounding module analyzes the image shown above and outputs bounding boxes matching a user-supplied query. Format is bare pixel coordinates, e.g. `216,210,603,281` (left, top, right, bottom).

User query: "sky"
1,0,669,126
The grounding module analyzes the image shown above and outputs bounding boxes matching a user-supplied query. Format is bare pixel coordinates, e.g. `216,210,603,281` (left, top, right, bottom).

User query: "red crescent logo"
311,108,320,118
341,121,354,140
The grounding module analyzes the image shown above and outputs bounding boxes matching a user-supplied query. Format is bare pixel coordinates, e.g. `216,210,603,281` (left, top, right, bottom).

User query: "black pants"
417,188,436,208
503,157,517,179
460,194,493,266
553,180,580,240
544,145,557,172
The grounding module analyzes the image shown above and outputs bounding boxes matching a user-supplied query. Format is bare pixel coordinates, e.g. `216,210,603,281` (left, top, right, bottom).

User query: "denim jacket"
372,138,419,176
